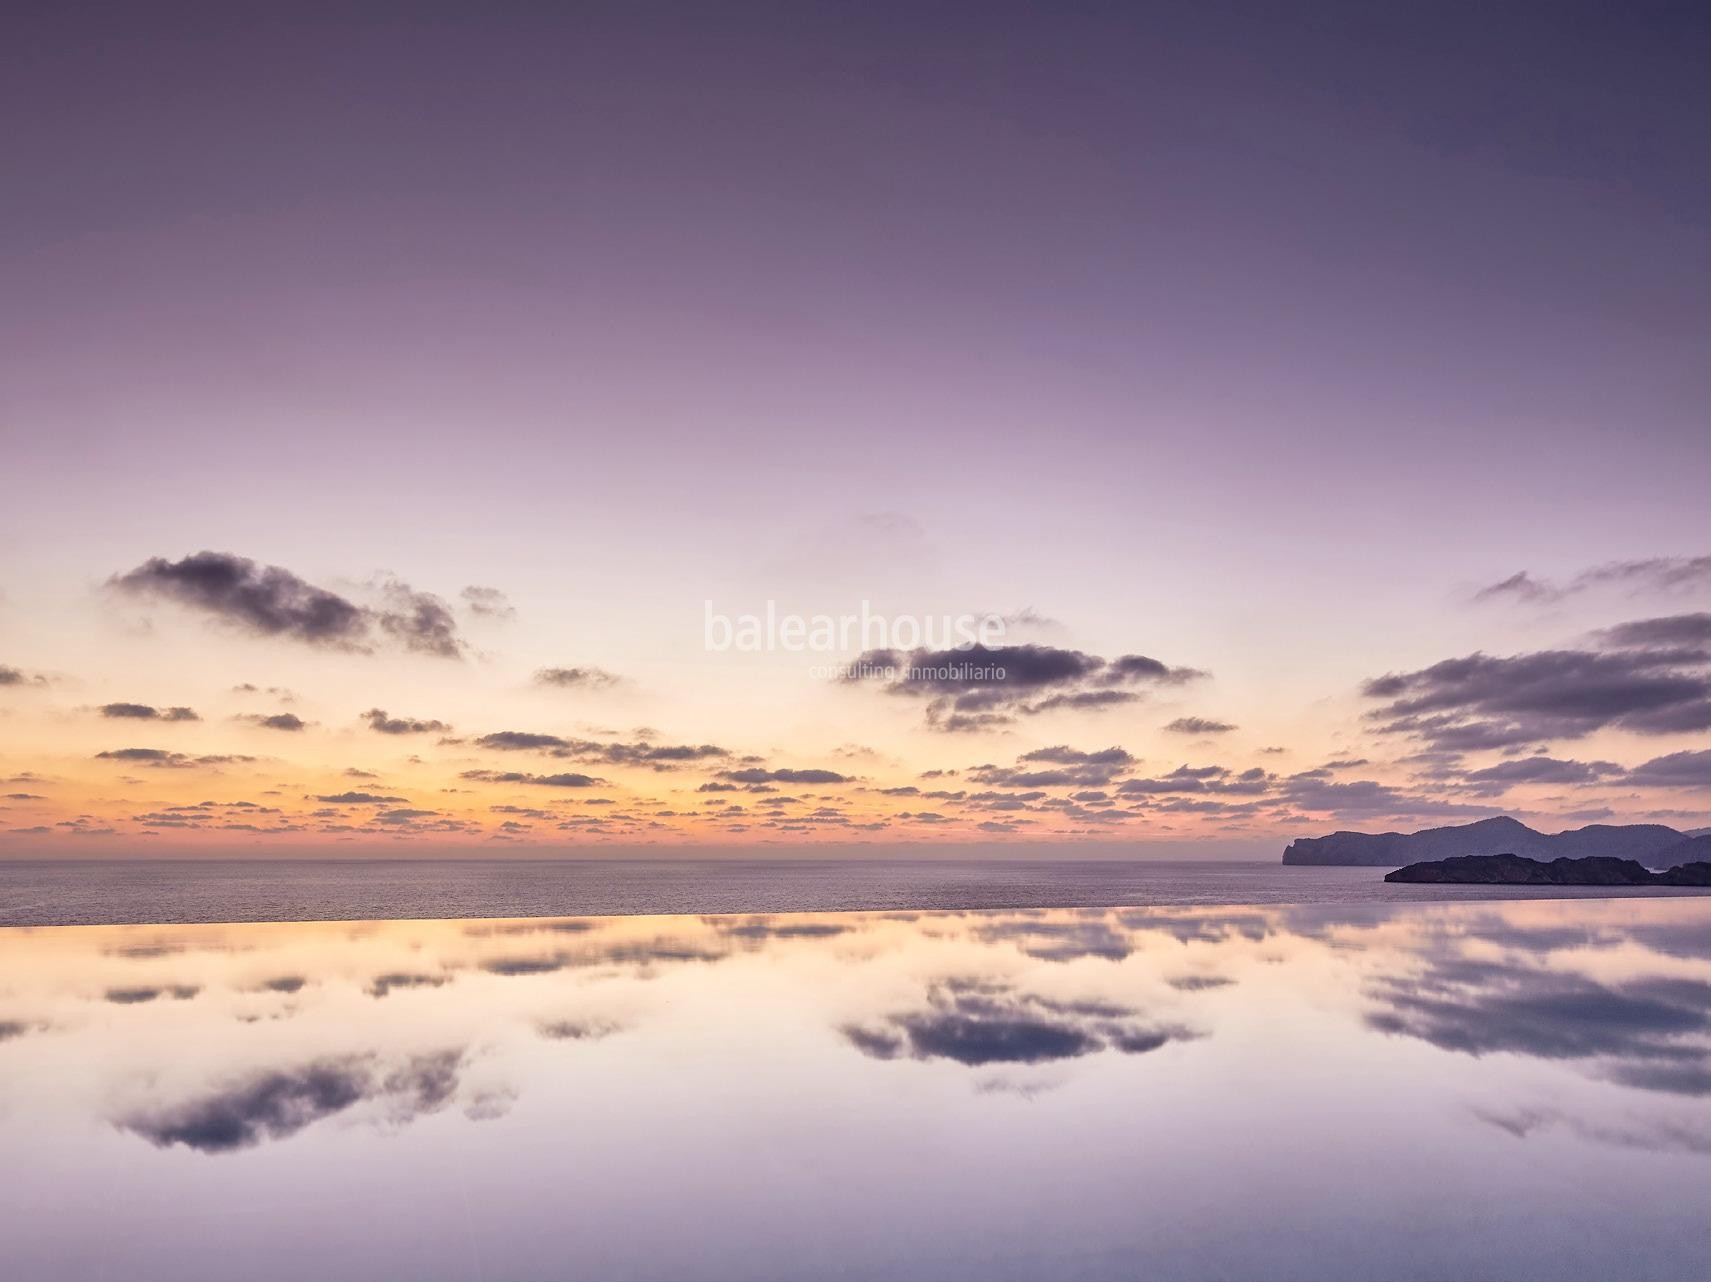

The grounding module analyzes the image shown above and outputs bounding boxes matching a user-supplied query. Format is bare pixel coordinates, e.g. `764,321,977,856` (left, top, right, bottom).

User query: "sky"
2,2,1709,857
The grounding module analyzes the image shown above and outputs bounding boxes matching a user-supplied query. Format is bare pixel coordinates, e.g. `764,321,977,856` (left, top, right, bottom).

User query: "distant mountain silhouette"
1282,816,1688,868
1653,832,1711,867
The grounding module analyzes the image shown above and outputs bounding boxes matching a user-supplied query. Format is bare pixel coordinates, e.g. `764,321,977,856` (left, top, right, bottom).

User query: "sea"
4,857,1710,926
5,890,1710,1281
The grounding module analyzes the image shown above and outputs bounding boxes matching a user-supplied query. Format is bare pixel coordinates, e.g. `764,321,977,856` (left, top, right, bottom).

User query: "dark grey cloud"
1626,749,1711,789
717,767,850,785
1478,557,1711,604
1363,641,1711,750
1475,571,1559,603
242,713,306,732
477,731,568,750
460,585,515,620
1599,613,1711,649
842,978,1193,1067
534,667,622,689
1164,716,1237,735
1277,775,1497,820
970,746,1136,789
844,644,1204,731
0,665,23,686
370,575,463,658
1117,764,1270,797
312,791,408,804
460,769,605,788
1462,755,1626,790
95,748,256,769
100,702,200,721
109,552,467,658
363,708,450,735
374,808,439,825
473,730,727,770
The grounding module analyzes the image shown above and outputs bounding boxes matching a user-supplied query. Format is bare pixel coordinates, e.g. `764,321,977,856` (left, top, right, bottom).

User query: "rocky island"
1384,854,1711,886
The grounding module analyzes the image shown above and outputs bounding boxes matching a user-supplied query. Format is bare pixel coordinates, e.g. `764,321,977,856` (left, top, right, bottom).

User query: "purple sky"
2,3,1708,855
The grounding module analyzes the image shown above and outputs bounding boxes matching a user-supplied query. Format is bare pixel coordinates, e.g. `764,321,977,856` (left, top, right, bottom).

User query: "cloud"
370,575,464,658
460,770,605,788
970,746,1136,788
363,708,450,735
1598,613,1711,649
100,703,199,721
460,585,515,620
472,731,729,770
95,748,256,769
1277,775,1498,820
241,713,306,732
1116,764,1269,797
312,791,408,804
844,643,1204,731
1462,755,1626,790
1164,717,1236,735
534,667,622,689
109,552,468,658
716,767,850,785
1474,571,1560,603
1477,557,1711,604
1627,750,1711,789
0,666,22,686
1363,638,1711,750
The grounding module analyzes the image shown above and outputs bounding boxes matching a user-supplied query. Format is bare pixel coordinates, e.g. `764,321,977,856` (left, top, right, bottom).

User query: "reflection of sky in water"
3,900,1710,1281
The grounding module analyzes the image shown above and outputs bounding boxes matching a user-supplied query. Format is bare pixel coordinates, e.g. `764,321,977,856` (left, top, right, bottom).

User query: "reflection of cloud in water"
119,1049,467,1154
1474,1104,1711,1157
366,972,451,998
482,956,571,976
974,916,1132,962
102,942,188,959
1367,956,1711,1096
1118,909,1273,944
104,985,199,1004
466,920,597,937
707,917,850,941
844,978,1195,1067
480,937,728,976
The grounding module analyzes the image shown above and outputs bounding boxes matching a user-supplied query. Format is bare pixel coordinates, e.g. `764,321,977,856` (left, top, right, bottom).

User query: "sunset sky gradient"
3,3,1708,856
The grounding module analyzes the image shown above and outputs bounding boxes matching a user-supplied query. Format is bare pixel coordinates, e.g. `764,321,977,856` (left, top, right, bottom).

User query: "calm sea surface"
3,896,1709,1281
5,858,1711,926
